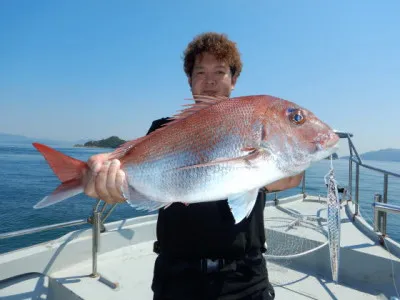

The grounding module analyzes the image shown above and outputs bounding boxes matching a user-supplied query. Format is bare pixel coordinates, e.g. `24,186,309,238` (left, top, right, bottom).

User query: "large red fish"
33,95,339,223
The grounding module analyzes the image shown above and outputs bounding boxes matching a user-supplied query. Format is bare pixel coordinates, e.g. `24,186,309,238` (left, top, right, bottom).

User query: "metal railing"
0,201,119,289
0,219,88,240
0,202,118,241
270,131,400,242
373,195,400,236
338,131,400,239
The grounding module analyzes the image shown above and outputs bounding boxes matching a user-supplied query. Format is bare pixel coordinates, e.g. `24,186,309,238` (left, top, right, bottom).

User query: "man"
83,32,303,299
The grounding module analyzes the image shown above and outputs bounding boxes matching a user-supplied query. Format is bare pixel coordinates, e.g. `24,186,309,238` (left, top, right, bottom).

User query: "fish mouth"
326,133,340,148
311,132,340,161
313,132,340,151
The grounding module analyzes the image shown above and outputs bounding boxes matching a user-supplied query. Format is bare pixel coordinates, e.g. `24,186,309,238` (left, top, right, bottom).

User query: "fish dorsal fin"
109,137,147,160
171,95,228,119
110,95,228,160
191,94,229,102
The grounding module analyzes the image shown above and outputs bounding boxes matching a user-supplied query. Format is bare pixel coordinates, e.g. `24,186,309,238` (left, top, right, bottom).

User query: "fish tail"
32,143,88,209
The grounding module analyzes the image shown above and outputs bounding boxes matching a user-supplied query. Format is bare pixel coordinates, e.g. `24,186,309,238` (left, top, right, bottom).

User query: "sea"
0,142,399,254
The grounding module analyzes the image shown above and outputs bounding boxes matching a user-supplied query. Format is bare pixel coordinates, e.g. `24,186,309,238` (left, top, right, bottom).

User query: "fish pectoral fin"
174,149,262,171
227,188,259,224
123,185,167,212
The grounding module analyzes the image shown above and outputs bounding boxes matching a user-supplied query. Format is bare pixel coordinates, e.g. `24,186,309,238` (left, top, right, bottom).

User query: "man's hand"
265,172,304,193
82,153,127,204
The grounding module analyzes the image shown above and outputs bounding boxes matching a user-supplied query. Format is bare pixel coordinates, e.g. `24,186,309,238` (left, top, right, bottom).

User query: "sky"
0,0,399,156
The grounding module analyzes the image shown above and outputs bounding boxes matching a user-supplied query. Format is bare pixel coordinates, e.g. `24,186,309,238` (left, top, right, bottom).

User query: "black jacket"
147,117,267,260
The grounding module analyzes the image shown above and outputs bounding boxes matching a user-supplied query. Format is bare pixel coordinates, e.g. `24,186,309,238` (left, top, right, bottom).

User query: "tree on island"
74,136,126,148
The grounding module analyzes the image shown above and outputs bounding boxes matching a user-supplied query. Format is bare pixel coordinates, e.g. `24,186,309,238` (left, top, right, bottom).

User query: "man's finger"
107,159,125,202
95,161,114,203
83,171,99,199
115,169,127,203
88,154,109,174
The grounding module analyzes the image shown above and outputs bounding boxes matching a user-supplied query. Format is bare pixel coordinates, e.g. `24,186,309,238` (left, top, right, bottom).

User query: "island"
74,136,127,149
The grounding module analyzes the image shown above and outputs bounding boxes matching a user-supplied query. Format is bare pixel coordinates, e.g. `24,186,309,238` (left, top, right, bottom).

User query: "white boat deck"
49,241,385,300
1,195,399,299
52,241,157,300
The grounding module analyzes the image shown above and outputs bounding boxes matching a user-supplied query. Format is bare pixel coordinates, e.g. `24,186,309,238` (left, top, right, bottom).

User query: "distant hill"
341,148,400,162
0,132,71,146
74,136,126,149
0,133,31,142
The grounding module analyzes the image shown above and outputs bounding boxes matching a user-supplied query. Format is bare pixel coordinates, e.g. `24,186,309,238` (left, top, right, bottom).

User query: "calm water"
0,143,399,254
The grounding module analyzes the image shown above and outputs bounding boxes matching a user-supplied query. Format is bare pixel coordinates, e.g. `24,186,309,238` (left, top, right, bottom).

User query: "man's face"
189,52,237,98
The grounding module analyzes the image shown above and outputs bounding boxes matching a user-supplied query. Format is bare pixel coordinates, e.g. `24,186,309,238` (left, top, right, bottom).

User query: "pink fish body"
33,95,339,223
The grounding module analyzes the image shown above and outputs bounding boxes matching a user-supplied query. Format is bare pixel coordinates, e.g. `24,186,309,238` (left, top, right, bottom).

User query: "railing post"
382,174,388,236
302,171,306,199
274,192,278,205
355,164,360,216
348,157,353,201
91,211,101,277
374,194,383,232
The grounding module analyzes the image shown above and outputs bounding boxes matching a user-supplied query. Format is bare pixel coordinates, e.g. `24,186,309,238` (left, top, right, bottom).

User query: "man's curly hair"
183,32,243,79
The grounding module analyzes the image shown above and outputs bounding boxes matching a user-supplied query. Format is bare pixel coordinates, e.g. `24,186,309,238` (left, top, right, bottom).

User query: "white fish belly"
125,156,285,203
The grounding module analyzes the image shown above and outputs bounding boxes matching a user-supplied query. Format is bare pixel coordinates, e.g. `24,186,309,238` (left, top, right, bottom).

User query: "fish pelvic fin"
227,188,259,224
32,143,88,209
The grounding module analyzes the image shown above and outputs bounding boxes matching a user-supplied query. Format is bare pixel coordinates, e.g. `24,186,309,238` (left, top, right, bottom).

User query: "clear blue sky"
1,0,399,155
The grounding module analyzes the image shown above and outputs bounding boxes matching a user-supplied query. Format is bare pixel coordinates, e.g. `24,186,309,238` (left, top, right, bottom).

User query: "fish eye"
288,109,305,125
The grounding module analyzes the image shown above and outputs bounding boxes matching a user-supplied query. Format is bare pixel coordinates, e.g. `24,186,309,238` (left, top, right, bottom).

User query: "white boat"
1,131,399,299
